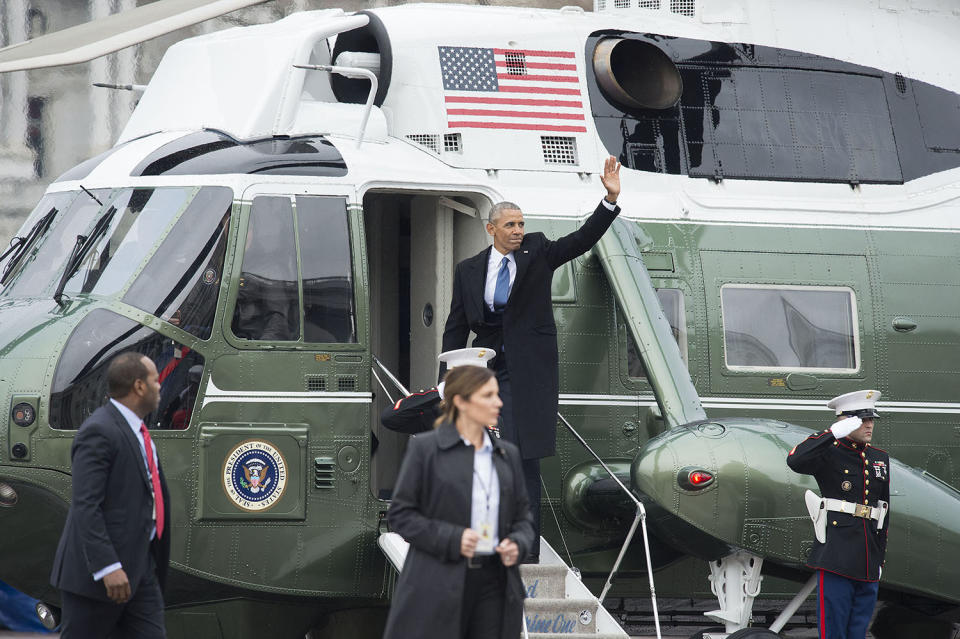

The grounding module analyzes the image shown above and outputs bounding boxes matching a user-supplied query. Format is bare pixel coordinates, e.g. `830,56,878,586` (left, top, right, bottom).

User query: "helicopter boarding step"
378,533,629,638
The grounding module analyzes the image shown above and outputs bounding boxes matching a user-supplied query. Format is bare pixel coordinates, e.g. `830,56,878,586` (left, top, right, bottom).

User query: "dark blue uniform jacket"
787,430,890,582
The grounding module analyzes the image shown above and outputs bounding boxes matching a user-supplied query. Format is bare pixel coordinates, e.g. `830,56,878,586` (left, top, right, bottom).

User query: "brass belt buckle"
854,504,871,518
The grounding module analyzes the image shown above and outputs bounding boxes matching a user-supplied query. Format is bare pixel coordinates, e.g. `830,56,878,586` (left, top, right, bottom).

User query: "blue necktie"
493,256,510,312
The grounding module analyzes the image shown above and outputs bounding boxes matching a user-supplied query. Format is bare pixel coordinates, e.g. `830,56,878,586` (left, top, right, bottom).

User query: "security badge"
476,521,495,554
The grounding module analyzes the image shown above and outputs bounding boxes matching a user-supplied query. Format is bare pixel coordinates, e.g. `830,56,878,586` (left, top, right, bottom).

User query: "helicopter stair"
378,533,629,638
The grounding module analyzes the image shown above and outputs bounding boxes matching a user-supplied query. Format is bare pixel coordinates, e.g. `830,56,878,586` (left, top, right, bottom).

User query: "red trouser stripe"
819,570,826,639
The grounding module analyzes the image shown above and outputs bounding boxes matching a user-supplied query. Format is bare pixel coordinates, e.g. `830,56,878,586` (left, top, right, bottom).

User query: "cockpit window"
0,191,77,287
50,308,205,430
62,188,191,297
123,187,233,340
230,195,356,344
720,284,858,372
231,196,300,341
3,189,109,298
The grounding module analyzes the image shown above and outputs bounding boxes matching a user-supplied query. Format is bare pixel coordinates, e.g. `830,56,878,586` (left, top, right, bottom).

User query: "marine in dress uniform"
381,349,497,435
787,390,890,639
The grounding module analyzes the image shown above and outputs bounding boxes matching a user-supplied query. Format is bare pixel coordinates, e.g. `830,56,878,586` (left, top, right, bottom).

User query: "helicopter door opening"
364,191,490,499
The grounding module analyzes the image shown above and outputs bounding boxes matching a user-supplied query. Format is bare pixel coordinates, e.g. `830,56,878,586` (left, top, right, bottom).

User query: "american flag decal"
438,46,586,133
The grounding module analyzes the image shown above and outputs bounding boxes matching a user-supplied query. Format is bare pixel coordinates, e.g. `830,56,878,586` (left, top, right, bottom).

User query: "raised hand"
601,155,621,203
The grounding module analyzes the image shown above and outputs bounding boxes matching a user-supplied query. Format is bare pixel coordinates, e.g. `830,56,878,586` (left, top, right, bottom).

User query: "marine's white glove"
830,416,862,439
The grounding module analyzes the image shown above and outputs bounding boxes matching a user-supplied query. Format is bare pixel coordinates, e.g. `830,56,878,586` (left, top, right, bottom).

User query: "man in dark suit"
51,351,171,638
441,156,622,560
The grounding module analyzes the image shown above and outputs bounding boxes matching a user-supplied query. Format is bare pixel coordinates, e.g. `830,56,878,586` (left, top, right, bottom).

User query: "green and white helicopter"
1,0,959,637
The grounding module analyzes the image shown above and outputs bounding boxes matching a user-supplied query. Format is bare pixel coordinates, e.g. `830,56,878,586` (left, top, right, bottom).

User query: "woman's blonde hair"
435,366,496,427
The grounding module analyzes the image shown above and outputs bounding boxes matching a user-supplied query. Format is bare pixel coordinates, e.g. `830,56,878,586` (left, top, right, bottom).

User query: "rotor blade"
0,0,269,73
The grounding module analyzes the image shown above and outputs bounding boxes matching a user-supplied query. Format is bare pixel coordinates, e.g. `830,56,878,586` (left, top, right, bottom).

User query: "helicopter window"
123,187,233,340
296,196,356,343
50,308,205,430
61,188,192,297
721,285,858,372
231,196,300,341
0,191,76,287
3,189,110,298
626,288,687,378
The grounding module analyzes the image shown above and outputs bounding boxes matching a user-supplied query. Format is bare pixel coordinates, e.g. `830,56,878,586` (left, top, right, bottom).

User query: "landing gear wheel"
726,629,782,638
689,627,725,639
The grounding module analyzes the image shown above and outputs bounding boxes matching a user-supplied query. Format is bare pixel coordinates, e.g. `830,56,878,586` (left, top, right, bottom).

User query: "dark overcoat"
787,429,890,581
382,422,535,639
51,403,172,601
441,201,620,459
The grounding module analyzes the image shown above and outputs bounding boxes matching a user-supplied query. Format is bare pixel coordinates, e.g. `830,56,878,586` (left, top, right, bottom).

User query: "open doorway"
364,190,491,499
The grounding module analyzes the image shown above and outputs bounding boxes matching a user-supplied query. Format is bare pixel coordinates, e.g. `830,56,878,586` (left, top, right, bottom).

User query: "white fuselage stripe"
557,394,960,415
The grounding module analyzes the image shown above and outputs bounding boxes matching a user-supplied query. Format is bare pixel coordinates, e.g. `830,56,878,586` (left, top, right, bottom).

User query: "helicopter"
1,0,960,637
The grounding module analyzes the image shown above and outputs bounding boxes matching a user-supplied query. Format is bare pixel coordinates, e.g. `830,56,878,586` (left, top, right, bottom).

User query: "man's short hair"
488,201,522,225
107,352,150,399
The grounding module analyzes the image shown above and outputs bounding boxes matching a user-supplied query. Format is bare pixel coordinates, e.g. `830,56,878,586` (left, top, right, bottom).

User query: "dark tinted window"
123,187,233,339
296,196,356,343
130,131,347,177
627,289,686,378
721,285,857,371
4,189,110,298
231,197,299,341
50,309,205,430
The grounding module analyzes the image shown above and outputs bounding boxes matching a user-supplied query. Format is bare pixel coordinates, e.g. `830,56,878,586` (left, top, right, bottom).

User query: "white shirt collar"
110,398,142,432
459,428,493,451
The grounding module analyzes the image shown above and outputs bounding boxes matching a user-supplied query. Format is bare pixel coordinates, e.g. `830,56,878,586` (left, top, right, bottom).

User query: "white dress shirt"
93,399,160,581
460,430,500,555
483,248,516,312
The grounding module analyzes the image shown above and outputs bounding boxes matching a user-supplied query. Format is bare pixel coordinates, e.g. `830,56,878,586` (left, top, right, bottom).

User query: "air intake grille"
314,457,335,489
306,375,326,391
541,136,578,165
337,377,356,392
670,0,695,16
504,52,526,76
444,133,462,152
406,134,441,153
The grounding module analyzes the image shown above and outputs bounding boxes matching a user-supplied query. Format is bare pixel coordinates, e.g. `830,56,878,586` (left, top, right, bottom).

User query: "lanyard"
473,452,496,519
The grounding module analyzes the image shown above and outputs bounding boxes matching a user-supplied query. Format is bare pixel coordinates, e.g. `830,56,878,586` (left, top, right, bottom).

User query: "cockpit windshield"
2,187,232,318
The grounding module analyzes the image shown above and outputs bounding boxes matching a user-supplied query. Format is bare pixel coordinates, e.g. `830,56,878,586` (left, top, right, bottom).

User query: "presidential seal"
223,440,287,511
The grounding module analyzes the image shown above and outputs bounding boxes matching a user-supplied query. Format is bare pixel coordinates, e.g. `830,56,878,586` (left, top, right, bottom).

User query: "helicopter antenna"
93,82,147,92
293,64,378,148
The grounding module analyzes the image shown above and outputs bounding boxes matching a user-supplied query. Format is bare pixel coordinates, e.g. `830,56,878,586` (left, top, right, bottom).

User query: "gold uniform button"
834,442,839,446
832,521,837,526
864,469,869,475
865,489,869,495
844,469,849,474
861,453,866,458
865,480,870,486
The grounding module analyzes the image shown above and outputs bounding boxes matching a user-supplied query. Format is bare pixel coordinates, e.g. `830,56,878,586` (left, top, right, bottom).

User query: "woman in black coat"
383,365,535,639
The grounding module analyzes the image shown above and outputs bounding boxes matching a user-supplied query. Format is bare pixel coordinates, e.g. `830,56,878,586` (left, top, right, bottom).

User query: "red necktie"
139,422,165,539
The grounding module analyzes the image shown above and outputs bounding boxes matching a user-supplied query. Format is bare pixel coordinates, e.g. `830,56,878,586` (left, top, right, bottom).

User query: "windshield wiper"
53,206,116,308
0,207,59,286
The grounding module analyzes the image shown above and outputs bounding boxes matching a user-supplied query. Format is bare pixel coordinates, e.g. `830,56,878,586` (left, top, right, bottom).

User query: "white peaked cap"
827,389,881,416
437,347,496,369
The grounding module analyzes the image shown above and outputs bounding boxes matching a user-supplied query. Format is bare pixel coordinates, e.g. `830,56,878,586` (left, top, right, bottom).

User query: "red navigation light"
689,471,713,485
678,467,715,490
